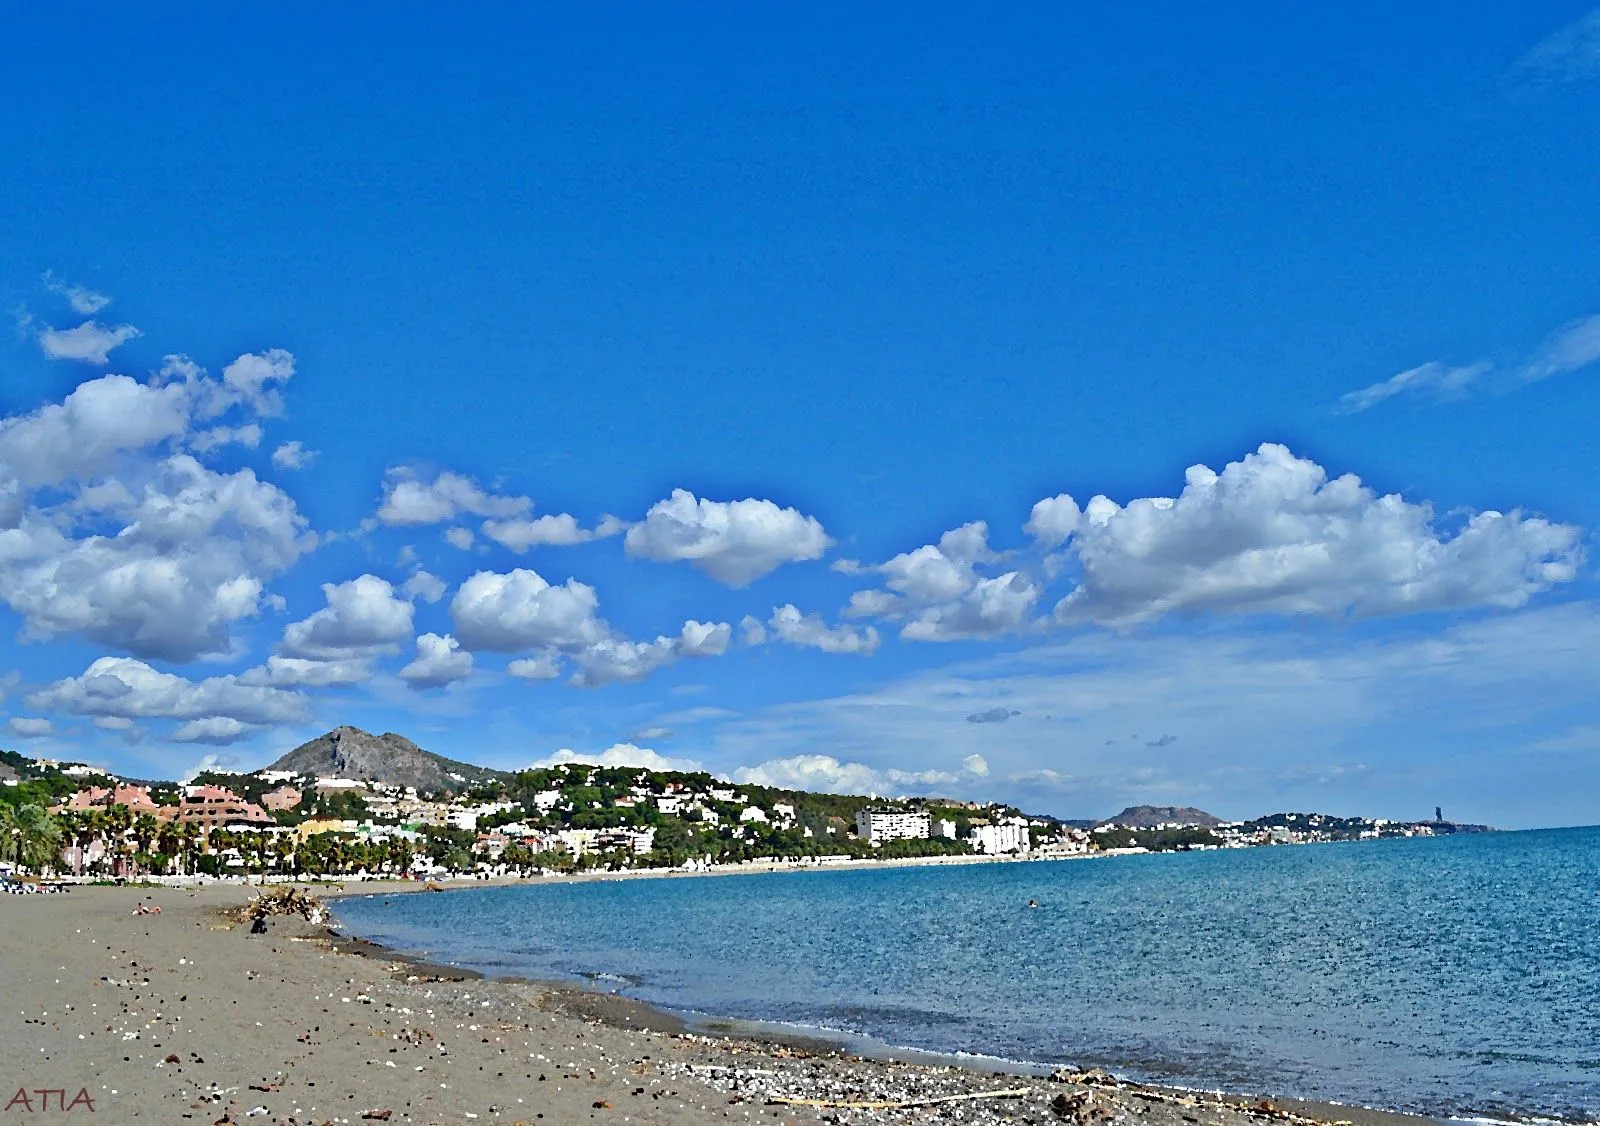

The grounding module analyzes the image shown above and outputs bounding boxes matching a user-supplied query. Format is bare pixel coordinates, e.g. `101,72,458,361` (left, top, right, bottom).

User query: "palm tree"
132,813,159,876
0,804,18,869
155,822,180,875
12,805,61,875
102,803,133,877
178,820,201,875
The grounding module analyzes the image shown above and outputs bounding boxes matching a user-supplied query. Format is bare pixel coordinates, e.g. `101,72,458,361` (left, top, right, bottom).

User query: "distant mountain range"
258,726,507,793
1097,805,1224,829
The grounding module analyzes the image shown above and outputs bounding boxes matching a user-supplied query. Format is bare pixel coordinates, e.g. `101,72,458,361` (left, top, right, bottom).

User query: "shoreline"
1,881,1560,1126
320,880,1490,1126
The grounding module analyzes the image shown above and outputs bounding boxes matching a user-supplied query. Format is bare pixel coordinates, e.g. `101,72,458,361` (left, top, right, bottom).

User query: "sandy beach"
0,883,1442,1126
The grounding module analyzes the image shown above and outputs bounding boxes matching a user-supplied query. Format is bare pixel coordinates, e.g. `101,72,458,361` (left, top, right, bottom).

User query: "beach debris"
1051,1089,1116,1122
360,1111,393,1121
766,1086,1033,1110
224,887,328,927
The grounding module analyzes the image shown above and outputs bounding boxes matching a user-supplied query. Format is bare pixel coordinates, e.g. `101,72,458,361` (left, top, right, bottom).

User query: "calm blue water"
335,828,1600,1121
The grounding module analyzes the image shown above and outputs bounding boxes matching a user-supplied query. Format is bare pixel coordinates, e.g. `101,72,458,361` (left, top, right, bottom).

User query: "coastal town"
0,727,1489,884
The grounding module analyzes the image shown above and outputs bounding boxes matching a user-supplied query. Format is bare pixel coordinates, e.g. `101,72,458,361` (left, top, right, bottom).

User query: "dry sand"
0,884,1441,1126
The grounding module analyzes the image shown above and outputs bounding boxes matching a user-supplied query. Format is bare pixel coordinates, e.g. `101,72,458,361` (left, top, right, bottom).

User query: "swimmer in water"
1027,899,1038,908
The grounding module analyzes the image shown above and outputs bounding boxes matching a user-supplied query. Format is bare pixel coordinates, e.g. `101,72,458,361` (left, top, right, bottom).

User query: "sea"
333,826,1600,1122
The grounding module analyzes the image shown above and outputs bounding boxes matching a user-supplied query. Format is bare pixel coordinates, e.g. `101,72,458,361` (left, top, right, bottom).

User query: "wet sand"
0,884,1444,1126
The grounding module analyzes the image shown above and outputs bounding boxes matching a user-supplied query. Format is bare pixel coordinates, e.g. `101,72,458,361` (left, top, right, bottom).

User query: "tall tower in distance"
1435,806,1443,823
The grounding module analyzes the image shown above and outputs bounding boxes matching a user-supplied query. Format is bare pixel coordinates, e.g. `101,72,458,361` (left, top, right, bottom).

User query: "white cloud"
5,717,53,739
0,455,314,661
190,422,263,452
1024,496,1083,549
1337,361,1490,414
450,567,729,687
376,469,531,526
281,574,414,660
31,657,307,727
739,614,767,646
271,440,318,470
445,527,476,550
451,568,607,652
42,272,112,315
0,373,196,487
1045,443,1582,626
482,513,592,552
399,633,474,688
1337,314,1600,413
1517,314,1600,384
507,651,563,680
624,489,831,586
902,572,1041,642
678,619,732,657
1513,9,1600,84
238,655,373,688
172,716,253,745
767,604,880,654
732,753,985,797
837,522,1040,641
570,620,732,688
528,743,703,772
218,350,295,417
401,569,447,604
38,320,141,364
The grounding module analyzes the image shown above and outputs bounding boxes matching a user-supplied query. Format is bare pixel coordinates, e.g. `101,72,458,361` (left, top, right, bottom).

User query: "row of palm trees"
1,804,424,880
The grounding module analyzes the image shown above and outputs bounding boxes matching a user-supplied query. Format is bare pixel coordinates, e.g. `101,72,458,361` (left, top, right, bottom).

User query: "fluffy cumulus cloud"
624,489,831,586
570,620,731,688
281,574,414,659
1041,443,1583,626
732,752,989,797
30,657,307,728
375,469,531,526
507,651,562,680
839,522,1040,641
0,455,314,661
452,567,730,687
239,656,373,688
0,351,312,662
399,632,474,688
528,743,703,772
482,512,626,552
38,320,142,364
5,716,54,739
451,568,607,652
767,604,880,654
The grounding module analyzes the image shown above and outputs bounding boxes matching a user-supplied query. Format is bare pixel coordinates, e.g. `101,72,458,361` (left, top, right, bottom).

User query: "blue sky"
2,4,1597,827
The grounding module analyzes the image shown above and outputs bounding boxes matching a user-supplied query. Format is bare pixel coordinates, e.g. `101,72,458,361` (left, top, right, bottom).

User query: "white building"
855,809,931,844
739,806,769,823
656,794,684,815
969,820,1029,855
934,819,958,839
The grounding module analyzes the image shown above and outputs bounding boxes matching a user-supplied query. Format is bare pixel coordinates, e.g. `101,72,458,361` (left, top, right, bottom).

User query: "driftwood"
767,1086,1033,1110
1056,1069,1356,1126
